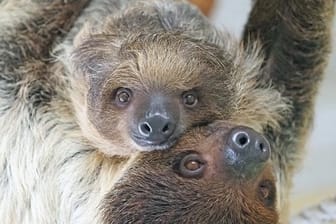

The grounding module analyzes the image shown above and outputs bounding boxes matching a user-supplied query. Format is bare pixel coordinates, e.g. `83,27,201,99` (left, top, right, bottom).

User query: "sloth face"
72,33,239,155
101,123,278,224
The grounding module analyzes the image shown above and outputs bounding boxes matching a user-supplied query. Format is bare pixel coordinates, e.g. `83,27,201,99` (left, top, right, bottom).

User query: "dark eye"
115,88,132,107
182,91,198,107
258,180,276,207
179,153,205,178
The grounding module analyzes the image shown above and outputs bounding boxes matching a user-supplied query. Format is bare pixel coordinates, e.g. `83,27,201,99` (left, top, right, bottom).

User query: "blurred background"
197,0,336,216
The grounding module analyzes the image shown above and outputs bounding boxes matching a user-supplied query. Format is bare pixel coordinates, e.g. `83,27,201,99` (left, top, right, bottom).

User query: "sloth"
0,0,334,223
101,122,278,224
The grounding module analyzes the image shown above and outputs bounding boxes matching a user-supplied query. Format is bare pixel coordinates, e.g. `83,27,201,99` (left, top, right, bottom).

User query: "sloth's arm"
242,0,335,165
0,0,88,95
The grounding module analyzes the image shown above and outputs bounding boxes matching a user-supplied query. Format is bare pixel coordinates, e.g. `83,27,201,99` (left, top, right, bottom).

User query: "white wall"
209,0,336,214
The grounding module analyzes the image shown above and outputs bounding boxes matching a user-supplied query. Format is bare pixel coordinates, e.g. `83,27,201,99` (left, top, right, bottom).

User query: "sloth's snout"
228,126,270,163
222,126,271,177
131,94,180,150
138,115,176,143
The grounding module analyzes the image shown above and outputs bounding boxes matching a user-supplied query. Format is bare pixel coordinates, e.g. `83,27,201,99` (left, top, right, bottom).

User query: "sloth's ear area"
71,27,123,81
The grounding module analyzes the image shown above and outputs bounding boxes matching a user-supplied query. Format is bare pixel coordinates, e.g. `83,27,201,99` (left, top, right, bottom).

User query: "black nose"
138,115,176,144
223,126,271,176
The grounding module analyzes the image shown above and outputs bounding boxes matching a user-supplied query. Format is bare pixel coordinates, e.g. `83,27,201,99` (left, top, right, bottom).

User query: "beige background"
209,0,336,216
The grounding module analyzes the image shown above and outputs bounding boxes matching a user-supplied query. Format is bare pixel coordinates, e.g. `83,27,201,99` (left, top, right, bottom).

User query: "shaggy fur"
242,1,335,220
0,0,334,223
101,123,279,224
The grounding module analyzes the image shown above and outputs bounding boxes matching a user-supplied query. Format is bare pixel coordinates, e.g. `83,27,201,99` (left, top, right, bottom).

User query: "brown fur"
242,1,335,220
101,123,278,224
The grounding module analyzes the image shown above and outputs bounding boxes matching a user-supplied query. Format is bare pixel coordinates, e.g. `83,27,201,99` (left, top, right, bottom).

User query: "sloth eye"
182,91,198,107
115,88,132,107
258,180,276,207
179,153,205,178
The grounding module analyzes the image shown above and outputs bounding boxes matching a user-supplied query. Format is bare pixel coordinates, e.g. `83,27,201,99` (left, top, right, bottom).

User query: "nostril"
255,139,270,161
161,121,176,136
238,135,248,146
139,122,152,136
258,142,264,152
233,131,250,148
162,123,170,134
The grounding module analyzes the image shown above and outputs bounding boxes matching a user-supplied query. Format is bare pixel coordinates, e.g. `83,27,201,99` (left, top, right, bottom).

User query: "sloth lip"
131,134,178,151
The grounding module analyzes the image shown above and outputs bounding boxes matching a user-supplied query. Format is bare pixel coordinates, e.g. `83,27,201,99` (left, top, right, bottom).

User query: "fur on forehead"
71,30,239,92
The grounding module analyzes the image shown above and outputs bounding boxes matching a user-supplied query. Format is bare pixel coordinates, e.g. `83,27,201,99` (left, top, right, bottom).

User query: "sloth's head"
101,123,278,224
69,2,286,156
71,33,233,154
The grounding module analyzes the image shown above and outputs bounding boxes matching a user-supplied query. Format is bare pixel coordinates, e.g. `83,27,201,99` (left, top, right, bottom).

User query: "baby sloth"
65,0,284,156
101,123,278,224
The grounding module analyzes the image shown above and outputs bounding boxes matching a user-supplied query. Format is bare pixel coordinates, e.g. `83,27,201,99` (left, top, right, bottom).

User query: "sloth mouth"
131,135,178,151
